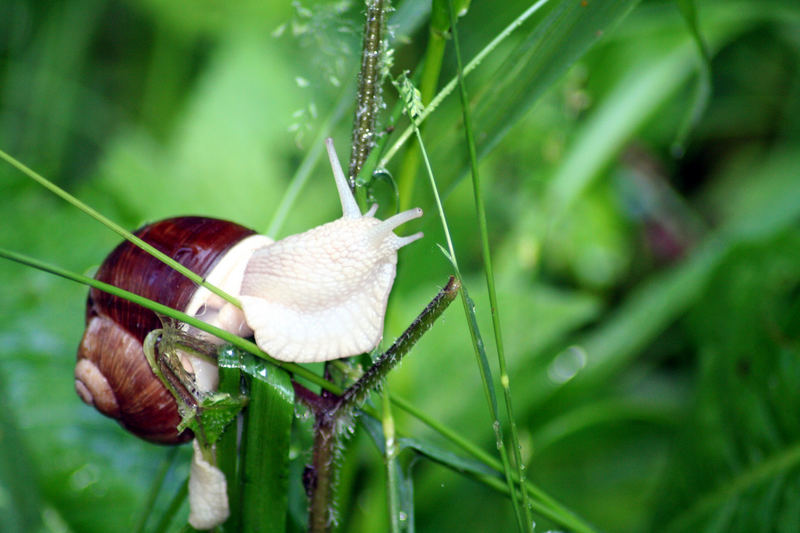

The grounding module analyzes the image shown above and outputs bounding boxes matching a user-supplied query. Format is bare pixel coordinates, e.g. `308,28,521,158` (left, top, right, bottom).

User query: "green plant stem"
0,149,241,308
0,246,335,396
447,0,532,530
411,123,525,529
396,16,447,211
348,0,388,184
134,447,179,533
307,400,339,533
333,277,460,416
383,387,400,533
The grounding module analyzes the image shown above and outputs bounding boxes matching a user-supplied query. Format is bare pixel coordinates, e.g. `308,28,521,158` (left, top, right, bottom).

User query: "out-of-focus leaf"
471,0,641,160
672,0,712,155
0,373,42,533
654,229,800,532
95,35,302,232
538,145,800,407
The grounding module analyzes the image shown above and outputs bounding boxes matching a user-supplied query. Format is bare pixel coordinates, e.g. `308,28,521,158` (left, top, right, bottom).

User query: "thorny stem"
307,1,392,531
306,278,459,533
335,276,460,416
307,397,340,533
348,0,388,186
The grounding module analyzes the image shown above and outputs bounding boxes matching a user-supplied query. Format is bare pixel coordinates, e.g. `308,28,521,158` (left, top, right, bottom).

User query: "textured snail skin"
76,217,256,444
238,138,424,363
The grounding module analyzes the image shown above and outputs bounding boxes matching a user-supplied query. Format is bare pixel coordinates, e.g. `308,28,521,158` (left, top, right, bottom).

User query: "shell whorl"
76,217,257,444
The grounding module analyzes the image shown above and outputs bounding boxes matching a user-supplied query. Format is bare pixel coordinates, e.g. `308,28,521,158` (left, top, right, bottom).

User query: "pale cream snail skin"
74,138,423,529
237,137,424,363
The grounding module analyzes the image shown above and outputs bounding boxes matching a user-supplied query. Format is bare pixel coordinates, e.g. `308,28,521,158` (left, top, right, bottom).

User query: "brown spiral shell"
75,217,256,444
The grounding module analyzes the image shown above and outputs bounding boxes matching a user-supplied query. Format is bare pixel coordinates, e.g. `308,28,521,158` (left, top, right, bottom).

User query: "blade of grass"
447,1,533,531
672,0,712,156
383,387,401,533
380,0,554,168
239,354,295,532
0,149,241,308
395,75,525,531
216,358,243,533
133,447,180,533
0,246,336,397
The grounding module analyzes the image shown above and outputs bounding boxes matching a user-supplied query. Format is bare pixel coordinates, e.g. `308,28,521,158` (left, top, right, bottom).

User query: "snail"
75,139,423,444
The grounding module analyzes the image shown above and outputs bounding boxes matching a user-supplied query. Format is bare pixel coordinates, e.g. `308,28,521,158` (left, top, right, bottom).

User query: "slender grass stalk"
447,1,533,530
133,447,179,533
0,149,242,308
395,4,448,211
397,78,525,528
150,479,188,533
380,0,553,168
383,387,401,533
0,246,336,396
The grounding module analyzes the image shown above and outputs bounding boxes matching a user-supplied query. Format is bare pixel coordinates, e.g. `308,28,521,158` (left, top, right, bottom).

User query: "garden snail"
75,139,423,444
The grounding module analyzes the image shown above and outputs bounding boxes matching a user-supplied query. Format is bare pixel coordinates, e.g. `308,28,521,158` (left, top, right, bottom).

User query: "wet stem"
305,0,392,531
304,278,460,533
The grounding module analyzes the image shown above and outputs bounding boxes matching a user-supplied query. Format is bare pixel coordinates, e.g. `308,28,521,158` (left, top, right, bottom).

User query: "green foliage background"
1,0,799,531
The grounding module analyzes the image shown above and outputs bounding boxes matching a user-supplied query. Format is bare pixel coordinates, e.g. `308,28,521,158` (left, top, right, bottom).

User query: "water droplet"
398,512,407,522
547,345,587,384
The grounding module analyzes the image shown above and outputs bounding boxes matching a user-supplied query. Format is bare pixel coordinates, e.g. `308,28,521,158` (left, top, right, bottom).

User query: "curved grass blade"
396,73,525,529
0,246,337,397
0,149,241,308
447,0,532,529
133,447,180,533
672,0,713,156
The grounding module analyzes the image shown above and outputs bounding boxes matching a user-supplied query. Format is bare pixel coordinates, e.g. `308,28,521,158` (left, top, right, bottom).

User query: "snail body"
75,139,423,444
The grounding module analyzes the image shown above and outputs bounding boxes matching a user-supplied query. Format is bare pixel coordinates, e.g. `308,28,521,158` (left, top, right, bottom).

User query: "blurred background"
1,0,799,531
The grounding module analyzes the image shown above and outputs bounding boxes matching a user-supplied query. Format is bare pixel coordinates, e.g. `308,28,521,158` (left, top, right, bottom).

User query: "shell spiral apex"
239,139,423,363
